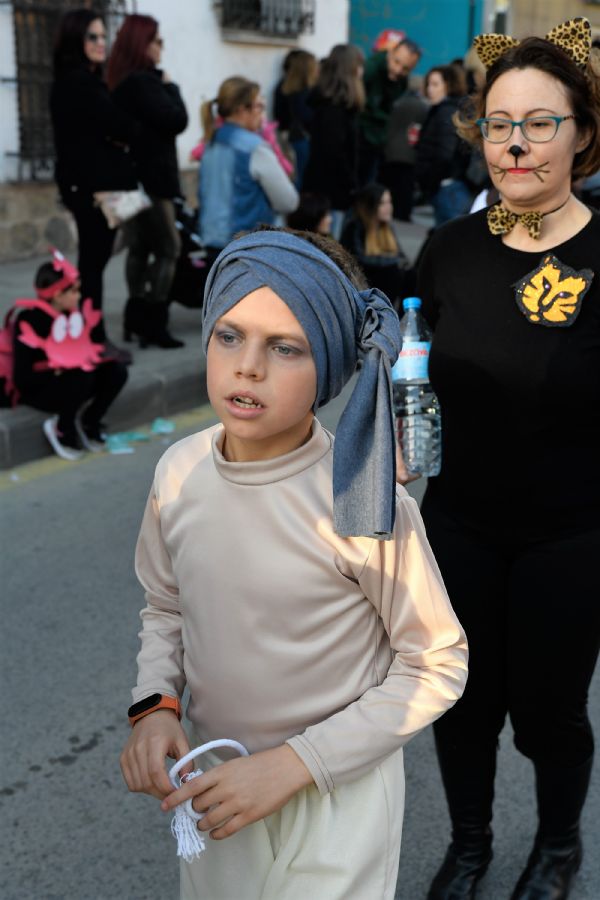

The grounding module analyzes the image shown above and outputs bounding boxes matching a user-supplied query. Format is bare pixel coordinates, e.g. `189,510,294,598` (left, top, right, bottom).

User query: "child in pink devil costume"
12,251,128,460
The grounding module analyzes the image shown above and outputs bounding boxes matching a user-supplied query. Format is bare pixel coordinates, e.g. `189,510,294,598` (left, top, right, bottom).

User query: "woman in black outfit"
340,183,413,308
107,14,188,349
278,50,318,189
50,8,137,362
414,64,472,227
410,19,600,900
303,44,365,240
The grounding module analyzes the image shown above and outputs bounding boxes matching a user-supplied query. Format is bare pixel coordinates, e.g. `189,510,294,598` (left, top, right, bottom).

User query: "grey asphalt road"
1,394,598,900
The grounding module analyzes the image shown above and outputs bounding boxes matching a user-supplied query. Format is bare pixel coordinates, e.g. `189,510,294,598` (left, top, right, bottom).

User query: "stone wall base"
0,167,199,263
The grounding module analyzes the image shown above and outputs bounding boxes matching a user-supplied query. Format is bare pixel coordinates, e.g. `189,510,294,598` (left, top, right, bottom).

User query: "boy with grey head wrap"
122,227,467,900
202,228,402,538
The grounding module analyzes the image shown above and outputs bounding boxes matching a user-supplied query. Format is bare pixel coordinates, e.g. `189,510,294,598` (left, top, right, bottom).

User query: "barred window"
221,0,315,38
9,0,125,180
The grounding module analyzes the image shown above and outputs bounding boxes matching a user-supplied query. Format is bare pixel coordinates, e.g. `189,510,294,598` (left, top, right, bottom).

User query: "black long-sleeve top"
13,308,65,396
50,65,138,197
340,217,413,305
303,89,359,210
417,208,600,540
414,97,469,199
111,68,188,199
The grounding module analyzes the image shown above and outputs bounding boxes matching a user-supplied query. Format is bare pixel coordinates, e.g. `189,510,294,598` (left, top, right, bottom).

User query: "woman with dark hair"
50,7,137,362
107,14,188,349
415,64,472,226
279,50,319,188
412,18,600,900
287,192,331,234
303,44,365,239
340,183,412,306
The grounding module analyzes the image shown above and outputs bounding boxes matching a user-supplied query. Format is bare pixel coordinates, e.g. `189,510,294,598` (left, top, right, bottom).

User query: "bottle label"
392,341,431,382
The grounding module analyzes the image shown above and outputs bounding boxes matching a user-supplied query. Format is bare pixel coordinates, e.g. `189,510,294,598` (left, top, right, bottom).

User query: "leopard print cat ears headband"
474,17,592,70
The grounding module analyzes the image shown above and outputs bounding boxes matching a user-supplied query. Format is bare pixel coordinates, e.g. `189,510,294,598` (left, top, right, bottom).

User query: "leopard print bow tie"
487,204,544,239
474,17,591,70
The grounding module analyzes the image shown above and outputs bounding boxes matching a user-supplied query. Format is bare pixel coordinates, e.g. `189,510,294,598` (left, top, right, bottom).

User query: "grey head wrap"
202,230,402,540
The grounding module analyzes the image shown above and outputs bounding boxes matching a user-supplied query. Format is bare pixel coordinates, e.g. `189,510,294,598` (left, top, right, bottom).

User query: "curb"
0,359,208,469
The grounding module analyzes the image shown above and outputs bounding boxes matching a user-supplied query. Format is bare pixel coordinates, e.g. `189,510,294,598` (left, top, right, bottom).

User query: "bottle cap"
402,297,422,310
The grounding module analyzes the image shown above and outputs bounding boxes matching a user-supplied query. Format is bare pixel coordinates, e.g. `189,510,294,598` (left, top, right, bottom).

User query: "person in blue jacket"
197,77,298,270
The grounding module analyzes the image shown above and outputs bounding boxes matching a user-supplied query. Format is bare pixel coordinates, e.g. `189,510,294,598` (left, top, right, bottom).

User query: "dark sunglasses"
85,32,106,43
152,36,164,47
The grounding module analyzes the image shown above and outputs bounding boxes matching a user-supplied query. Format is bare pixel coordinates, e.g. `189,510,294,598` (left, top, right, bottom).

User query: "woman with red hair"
107,15,188,349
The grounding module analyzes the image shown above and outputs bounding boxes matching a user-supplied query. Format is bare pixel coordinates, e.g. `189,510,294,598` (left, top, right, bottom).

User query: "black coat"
340,216,414,306
302,89,359,210
50,65,138,198
111,68,188,199
414,97,469,199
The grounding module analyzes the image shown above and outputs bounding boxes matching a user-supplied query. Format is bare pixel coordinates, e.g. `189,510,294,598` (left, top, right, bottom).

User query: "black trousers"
421,490,600,769
21,362,127,434
124,198,181,305
379,161,416,221
358,132,383,187
63,190,116,339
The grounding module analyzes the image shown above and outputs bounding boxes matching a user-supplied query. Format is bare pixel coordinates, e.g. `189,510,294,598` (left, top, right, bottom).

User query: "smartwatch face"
128,693,162,717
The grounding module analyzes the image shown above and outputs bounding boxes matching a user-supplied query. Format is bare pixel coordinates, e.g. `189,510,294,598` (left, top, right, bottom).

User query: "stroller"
167,198,210,309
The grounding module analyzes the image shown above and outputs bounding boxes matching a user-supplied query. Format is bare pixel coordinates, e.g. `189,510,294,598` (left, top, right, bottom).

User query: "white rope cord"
168,739,250,863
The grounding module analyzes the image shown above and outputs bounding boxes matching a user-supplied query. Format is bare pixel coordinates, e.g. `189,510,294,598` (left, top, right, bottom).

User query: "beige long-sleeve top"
133,419,468,796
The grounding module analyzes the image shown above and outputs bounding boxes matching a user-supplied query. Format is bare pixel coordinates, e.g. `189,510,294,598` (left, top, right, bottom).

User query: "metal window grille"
221,0,315,38
8,0,126,180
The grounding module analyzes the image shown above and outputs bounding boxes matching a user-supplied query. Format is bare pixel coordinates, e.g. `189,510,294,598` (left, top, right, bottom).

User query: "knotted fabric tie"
202,230,402,539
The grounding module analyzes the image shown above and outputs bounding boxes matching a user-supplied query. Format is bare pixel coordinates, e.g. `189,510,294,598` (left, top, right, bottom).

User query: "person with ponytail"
197,77,298,269
415,18,600,900
107,14,188,349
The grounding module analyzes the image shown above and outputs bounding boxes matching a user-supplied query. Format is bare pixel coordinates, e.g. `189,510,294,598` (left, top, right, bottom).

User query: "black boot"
427,730,497,900
123,297,146,343
124,298,184,349
142,302,184,349
510,758,593,900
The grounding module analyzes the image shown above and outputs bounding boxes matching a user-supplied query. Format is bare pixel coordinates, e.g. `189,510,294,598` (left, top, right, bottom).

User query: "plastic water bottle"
391,297,441,477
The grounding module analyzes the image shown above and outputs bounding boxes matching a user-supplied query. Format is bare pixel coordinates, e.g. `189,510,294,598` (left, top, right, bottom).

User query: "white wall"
142,0,349,168
0,4,19,182
0,0,349,183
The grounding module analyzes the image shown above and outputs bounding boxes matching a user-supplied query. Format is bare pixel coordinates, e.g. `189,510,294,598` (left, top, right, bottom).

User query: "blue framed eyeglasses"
475,115,576,143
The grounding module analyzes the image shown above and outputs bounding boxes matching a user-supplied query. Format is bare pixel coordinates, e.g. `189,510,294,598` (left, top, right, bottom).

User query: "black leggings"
421,490,600,768
63,190,116,338
124,198,181,305
21,362,127,434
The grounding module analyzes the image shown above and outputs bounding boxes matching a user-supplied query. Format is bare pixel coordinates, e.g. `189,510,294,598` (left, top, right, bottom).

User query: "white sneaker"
43,417,84,462
75,416,105,453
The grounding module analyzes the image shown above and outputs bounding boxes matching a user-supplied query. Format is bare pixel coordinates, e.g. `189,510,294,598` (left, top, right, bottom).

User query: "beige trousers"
180,748,405,900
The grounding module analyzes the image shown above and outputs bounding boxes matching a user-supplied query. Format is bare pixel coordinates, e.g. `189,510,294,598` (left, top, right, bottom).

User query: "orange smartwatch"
128,693,182,726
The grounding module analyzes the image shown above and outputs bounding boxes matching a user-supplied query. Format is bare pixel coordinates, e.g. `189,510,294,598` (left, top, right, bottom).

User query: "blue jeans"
431,180,472,226
291,138,310,190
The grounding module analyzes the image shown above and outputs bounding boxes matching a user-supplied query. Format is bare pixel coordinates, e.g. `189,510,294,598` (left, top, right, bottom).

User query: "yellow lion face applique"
513,254,594,327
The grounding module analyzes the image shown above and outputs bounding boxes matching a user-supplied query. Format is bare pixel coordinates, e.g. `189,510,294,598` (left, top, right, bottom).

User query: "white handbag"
93,186,151,229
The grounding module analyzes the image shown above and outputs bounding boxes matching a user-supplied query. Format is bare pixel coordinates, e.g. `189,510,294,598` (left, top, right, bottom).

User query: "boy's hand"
160,744,313,840
120,710,191,800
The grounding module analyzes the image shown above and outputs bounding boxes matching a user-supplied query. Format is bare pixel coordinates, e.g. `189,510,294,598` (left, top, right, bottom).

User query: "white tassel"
168,739,249,863
170,770,206,862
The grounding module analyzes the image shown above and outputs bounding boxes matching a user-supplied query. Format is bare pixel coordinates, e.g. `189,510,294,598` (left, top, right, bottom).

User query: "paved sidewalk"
0,213,432,468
